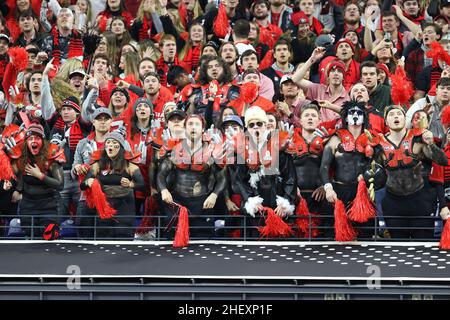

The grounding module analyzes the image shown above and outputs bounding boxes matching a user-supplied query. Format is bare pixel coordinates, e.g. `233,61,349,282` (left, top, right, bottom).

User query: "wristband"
39,173,46,181
324,183,333,191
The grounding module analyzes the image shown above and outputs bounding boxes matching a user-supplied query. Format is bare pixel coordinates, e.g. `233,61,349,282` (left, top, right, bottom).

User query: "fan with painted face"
340,100,369,129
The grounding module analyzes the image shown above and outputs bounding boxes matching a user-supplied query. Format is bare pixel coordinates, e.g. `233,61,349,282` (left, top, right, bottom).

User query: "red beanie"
335,38,355,54
326,59,346,77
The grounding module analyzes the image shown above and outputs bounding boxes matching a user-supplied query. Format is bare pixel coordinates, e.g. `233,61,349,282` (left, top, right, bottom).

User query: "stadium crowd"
0,0,450,242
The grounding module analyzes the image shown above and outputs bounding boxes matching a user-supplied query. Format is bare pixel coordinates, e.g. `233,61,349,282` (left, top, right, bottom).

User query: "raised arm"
40,60,57,120
291,47,325,91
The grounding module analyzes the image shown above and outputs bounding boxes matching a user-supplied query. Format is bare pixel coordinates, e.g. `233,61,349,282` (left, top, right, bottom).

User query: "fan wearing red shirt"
156,34,189,92
251,0,283,49
141,72,173,123
96,0,133,33
291,0,323,36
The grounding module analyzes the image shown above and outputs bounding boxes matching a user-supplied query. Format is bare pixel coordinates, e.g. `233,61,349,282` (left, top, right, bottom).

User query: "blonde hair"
50,77,81,112
77,0,92,23
55,58,84,82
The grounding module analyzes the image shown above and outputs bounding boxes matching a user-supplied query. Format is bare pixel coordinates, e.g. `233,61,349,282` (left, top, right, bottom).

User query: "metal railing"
0,212,443,242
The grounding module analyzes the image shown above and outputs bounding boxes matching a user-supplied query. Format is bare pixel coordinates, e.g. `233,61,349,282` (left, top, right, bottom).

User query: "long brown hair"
98,146,127,173
17,138,50,173
179,22,206,61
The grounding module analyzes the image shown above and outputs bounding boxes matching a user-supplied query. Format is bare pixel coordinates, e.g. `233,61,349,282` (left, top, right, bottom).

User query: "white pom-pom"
276,196,295,216
244,196,264,217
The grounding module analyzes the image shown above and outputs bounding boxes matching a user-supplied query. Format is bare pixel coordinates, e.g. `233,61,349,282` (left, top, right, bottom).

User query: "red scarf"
51,28,83,70
0,56,8,83
182,45,202,74
98,10,133,32
213,4,230,38
53,117,85,151
138,16,153,41
156,56,182,87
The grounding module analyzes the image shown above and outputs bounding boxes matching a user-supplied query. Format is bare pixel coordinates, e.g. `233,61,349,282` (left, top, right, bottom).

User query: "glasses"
248,121,263,128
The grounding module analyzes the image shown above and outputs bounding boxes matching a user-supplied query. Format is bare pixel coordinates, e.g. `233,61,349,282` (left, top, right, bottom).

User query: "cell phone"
384,33,391,42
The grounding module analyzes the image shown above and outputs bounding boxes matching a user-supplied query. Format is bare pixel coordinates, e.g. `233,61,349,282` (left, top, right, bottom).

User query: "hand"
120,177,133,188
276,101,291,116
25,164,42,179
280,121,294,138
86,75,99,90
4,136,17,153
310,47,326,63
84,178,94,188
392,5,403,18
415,30,423,42
312,186,326,202
3,180,12,191
95,72,108,88
11,191,22,203
318,100,332,110
207,125,222,144
116,80,130,89
36,51,48,63
440,207,450,220
144,0,154,12
203,193,218,209
43,58,55,76
161,189,173,204
159,0,168,8
226,198,240,212
313,126,328,139
8,85,18,100
364,5,376,21
143,46,156,59
74,164,89,176
422,130,434,145
423,103,433,115
325,187,338,203
274,206,287,218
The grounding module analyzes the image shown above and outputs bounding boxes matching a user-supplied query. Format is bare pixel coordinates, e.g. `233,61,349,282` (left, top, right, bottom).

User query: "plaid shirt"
405,48,425,84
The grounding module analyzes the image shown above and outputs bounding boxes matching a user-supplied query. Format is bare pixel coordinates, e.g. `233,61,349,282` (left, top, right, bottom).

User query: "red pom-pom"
98,16,107,32
295,198,311,237
6,0,16,11
0,149,15,181
334,199,357,242
258,207,294,238
440,220,450,250
259,49,273,71
390,66,414,108
348,179,377,223
173,203,190,248
8,47,29,72
85,179,117,219
135,195,158,235
240,82,258,104
442,105,450,129
228,82,259,115
426,41,450,68
213,4,229,38
179,3,188,29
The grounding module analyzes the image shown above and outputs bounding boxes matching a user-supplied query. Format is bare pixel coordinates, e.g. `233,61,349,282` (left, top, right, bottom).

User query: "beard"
255,12,269,20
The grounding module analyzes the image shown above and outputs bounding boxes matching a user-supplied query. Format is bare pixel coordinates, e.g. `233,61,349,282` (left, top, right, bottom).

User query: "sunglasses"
248,121,263,129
